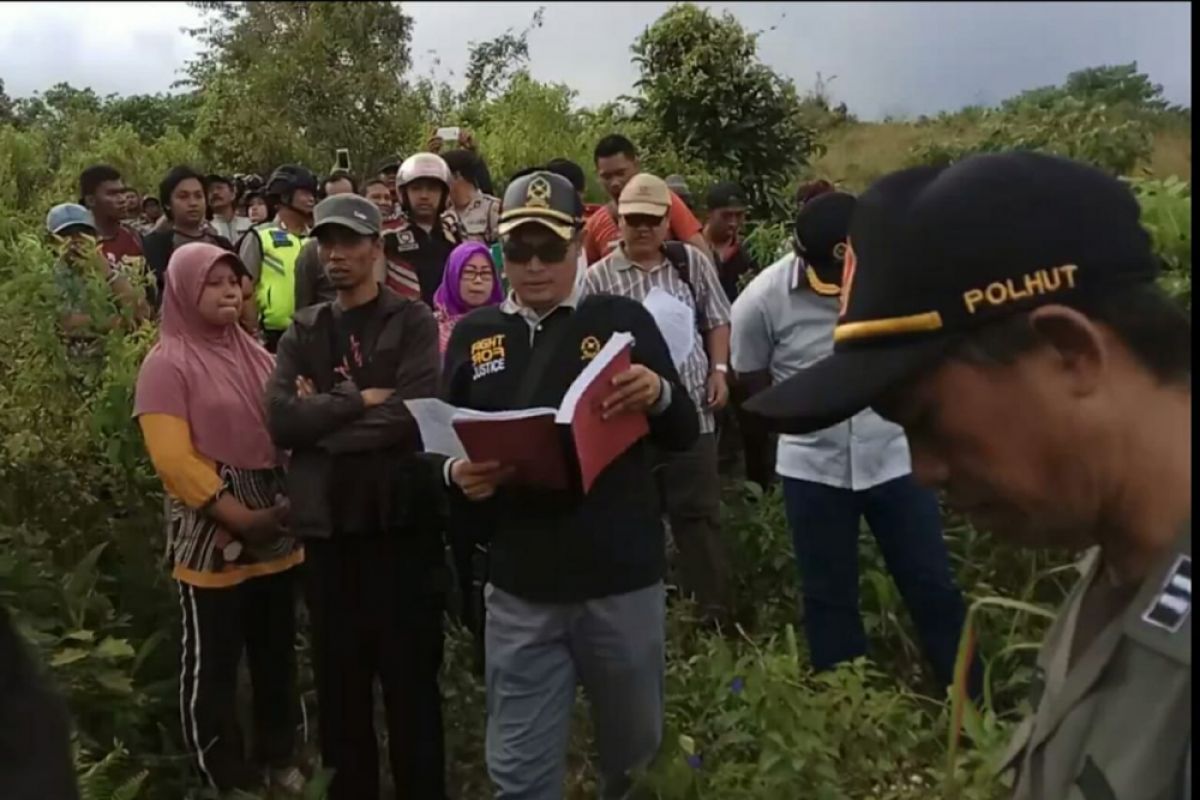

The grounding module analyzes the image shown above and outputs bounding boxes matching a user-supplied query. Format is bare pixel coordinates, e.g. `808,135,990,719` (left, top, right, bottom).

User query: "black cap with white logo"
311,194,383,237
744,151,1162,434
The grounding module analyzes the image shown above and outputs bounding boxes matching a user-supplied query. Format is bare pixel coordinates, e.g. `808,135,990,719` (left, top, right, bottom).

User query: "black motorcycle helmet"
265,165,319,211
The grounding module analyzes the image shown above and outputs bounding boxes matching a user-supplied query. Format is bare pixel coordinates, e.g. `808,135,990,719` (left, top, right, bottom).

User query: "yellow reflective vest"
255,226,304,332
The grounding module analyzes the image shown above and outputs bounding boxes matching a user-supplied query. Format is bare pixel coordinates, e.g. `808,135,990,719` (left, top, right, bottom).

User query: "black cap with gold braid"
745,151,1162,434
499,170,583,241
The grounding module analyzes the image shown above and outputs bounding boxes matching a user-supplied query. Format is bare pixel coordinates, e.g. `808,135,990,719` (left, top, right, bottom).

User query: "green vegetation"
0,3,1190,797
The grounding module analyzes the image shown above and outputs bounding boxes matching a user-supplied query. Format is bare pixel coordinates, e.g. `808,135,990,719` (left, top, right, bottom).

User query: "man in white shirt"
730,191,978,694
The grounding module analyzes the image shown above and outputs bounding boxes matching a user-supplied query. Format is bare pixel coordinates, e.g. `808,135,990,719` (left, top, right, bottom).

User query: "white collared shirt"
730,254,912,491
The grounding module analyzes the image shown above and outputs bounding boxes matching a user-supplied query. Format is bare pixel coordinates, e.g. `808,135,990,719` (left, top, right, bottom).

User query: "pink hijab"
134,243,279,470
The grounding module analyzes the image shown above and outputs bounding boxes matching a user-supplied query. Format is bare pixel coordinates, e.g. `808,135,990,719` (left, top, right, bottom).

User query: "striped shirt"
585,242,731,433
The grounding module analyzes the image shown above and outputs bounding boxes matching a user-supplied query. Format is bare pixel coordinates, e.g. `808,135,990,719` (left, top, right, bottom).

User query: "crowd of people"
14,127,1192,800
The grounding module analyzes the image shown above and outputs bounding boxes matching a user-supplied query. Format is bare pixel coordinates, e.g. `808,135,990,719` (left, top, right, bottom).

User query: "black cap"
745,151,1161,433
706,181,747,211
311,194,382,237
793,191,856,279
499,171,582,241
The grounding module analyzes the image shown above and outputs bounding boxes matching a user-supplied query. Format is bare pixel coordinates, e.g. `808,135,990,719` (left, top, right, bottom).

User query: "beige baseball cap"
618,173,671,217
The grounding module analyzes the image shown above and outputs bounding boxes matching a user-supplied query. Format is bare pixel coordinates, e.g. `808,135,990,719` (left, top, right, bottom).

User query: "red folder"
452,410,569,491
447,332,649,493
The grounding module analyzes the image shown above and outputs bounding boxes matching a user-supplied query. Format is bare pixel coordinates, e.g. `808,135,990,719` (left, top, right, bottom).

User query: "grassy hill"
811,121,1191,192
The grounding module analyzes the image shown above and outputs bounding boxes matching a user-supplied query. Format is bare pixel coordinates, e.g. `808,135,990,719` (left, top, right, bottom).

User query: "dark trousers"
781,474,981,694
447,504,488,676
302,535,447,800
655,432,734,624
718,382,776,491
177,569,299,792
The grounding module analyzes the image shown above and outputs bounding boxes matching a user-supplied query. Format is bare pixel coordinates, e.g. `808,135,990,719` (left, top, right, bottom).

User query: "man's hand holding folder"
409,332,662,497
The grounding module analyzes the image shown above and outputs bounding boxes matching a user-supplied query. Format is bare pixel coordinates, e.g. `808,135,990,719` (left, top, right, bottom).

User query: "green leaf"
94,636,136,661
94,670,134,695
50,647,90,667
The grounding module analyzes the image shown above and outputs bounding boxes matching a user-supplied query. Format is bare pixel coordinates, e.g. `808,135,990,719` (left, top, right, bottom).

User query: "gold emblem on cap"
832,242,848,262
526,176,552,209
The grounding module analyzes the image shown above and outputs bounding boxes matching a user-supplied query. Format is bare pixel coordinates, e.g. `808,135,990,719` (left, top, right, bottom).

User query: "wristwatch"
713,364,729,374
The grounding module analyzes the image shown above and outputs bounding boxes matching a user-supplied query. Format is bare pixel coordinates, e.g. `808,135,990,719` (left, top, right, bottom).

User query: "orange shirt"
582,190,702,265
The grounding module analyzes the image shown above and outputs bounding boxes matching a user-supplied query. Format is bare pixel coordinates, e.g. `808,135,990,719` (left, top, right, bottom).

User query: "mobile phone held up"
435,126,461,146
334,148,351,171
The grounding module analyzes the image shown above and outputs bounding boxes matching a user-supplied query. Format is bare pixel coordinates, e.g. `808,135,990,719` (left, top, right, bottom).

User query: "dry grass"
810,121,1192,191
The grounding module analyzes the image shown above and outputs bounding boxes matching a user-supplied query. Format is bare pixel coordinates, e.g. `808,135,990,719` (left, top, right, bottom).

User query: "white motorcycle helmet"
395,153,451,192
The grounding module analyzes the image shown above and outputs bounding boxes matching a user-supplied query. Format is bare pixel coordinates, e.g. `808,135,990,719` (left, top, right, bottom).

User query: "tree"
184,1,424,174
628,3,821,217
0,79,13,126
1003,62,1179,118
103,92,202,143
461,6,545,106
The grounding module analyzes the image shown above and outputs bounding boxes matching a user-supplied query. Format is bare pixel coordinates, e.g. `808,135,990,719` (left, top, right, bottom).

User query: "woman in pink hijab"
134,243,305,795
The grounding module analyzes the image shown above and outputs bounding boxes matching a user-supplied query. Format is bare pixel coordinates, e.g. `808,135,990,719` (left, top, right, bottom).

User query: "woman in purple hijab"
432,241,504,353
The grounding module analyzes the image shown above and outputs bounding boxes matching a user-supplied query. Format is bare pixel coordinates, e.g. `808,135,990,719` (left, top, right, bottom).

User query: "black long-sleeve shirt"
442,293,699,603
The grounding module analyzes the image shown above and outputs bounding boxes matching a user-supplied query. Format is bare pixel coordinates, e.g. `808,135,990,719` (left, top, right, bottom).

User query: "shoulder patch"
1142,554,1191,633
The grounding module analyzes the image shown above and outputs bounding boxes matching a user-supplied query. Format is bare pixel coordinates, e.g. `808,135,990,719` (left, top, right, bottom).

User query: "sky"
0,2,1191,121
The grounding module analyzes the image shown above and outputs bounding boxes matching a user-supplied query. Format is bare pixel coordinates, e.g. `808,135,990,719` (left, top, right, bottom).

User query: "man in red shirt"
80,165,149,299
583,135,710,265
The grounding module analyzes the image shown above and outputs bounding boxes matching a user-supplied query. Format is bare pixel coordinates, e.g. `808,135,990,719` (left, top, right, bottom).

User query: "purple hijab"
433,241,503,318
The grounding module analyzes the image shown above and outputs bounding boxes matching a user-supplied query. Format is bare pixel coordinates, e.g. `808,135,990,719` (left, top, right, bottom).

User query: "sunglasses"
502,236,570,264
622,214,666,229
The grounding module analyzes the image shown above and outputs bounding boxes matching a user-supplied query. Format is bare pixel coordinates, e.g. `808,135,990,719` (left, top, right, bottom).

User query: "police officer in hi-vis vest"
238,164,318,352
746,151,1191,800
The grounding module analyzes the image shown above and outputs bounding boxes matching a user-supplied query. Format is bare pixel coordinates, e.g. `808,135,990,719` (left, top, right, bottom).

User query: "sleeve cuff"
649,378,672,417
443,458,458,488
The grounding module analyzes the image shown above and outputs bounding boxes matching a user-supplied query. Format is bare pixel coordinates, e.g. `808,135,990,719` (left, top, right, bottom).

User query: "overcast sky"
0,2,1190,120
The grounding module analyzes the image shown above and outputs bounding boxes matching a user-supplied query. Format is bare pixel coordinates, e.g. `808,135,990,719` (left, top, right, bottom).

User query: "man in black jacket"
264,194,446,800
441,172,699,799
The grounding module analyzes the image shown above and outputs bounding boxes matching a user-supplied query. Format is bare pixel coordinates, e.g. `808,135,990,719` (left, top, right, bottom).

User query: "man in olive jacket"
265,194,447,800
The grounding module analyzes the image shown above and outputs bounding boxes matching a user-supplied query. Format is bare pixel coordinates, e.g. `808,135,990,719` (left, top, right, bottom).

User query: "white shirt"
730,254,912,491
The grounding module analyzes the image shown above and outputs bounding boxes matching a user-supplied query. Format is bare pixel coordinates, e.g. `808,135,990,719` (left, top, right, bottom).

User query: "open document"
405,332,650,493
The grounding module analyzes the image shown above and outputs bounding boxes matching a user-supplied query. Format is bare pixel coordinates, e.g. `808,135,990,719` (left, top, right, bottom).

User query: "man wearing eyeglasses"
585,172,736,628
440,170,699,800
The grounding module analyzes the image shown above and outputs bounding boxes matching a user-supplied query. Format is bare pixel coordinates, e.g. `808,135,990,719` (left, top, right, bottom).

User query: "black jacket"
144,224,234,300
265,287,445,541
442,293,699,603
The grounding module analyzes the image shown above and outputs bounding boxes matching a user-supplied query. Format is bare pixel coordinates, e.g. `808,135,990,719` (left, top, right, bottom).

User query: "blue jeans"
484,582,665,800
781,474,980,694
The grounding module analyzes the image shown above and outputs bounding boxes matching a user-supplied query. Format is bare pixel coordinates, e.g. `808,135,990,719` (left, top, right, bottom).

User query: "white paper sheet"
642,287,697,368
403,398,468,459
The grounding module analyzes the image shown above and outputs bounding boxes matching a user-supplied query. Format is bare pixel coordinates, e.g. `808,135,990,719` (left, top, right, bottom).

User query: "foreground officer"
441,171,699,799
746,151,1191,800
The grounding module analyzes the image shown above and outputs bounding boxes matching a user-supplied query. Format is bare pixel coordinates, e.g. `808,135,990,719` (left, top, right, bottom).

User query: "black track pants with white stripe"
177,568,299,791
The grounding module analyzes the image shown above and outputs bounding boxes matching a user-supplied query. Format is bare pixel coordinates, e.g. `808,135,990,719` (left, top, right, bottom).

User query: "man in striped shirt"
584,172,735,626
